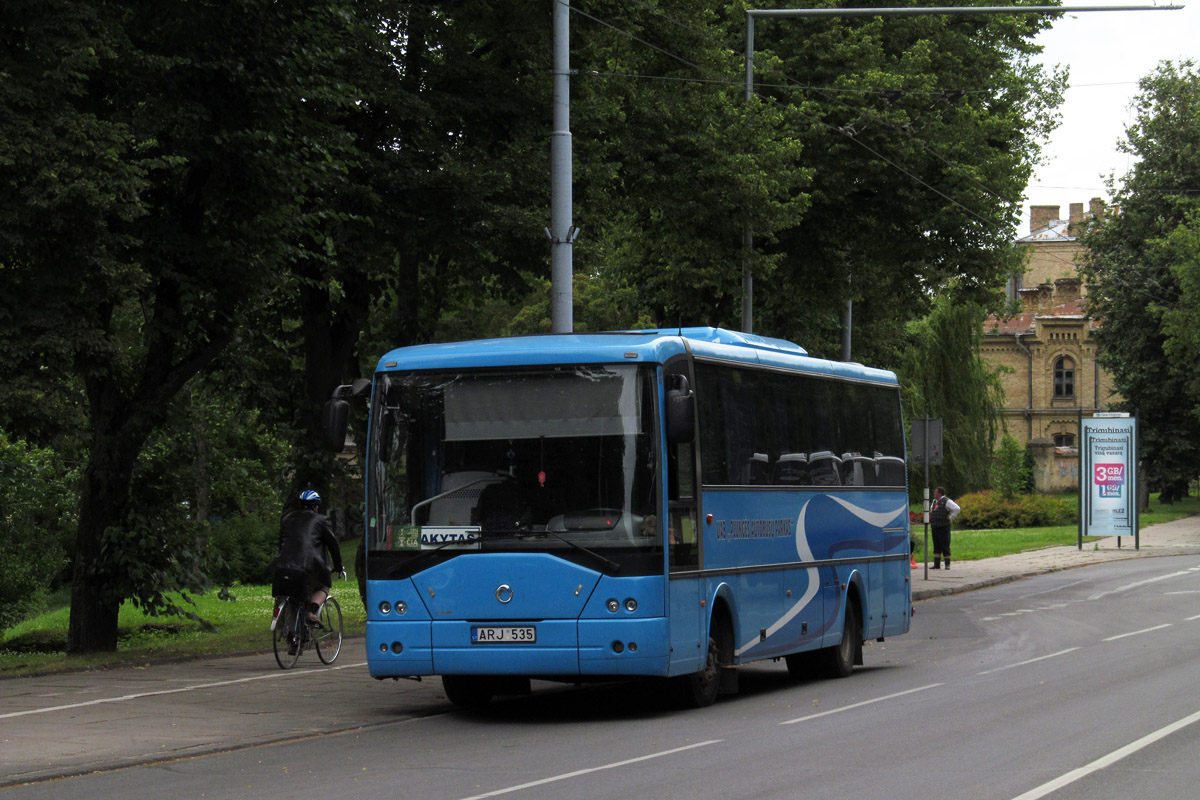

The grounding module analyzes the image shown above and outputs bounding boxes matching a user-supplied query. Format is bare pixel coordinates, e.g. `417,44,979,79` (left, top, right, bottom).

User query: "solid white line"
1010,707,1200,800
1186,614,1200,621
0,661,369,720
779,683,943,725
454,740,722,800
977,648,1080,676
1102,623,1172,642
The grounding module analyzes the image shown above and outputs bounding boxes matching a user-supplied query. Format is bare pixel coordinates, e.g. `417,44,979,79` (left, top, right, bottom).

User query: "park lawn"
0,541,364,677
3,495,1199,677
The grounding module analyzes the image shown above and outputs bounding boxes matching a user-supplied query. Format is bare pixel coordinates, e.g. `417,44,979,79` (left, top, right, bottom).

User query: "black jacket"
272,509,343,575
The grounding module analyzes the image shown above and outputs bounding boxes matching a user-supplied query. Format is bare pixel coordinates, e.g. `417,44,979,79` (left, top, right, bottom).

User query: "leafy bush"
205,510,278,587
0,433,76,629
956,490,1077,529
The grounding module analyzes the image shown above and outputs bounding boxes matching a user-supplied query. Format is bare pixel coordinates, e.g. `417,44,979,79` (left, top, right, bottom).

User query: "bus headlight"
395,601,408,615
379,601,392,615
624,598,638,612
606,598,620,613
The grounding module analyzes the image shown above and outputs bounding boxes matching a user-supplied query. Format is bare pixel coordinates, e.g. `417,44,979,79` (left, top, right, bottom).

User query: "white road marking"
779,683,943,725
0,661,369,720
454,740,722,800
1102,623,1172,642
1018,580,1085,600
1010,707,1200,800
977,648,1080,675
1089,569,1196,601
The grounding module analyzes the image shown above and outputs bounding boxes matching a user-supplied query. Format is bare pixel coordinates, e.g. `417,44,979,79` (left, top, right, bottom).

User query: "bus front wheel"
675,613,732,708
442,675,495,709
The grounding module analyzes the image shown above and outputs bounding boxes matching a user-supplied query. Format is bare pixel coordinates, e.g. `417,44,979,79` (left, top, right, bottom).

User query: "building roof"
984,298,1092,336
1017,217,1076,243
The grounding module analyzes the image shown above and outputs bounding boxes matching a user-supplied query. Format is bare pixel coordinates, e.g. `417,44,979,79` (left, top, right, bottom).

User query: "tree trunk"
66,431,137,653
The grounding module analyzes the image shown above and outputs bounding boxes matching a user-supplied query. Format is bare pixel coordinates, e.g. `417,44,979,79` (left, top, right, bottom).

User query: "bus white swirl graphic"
735,496,908,657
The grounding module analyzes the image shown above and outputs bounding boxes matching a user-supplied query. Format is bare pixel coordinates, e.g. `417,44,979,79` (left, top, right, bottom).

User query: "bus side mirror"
323,398,351,451
323,379,371,452
666,375,695,445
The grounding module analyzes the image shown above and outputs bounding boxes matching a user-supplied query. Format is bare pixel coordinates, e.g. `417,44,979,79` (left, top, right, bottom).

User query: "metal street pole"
924,414,931,580
739,3,1182,335
549,0,577,333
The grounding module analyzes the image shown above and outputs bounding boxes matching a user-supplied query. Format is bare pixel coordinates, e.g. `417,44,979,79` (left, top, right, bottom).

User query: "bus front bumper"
366,618,670,679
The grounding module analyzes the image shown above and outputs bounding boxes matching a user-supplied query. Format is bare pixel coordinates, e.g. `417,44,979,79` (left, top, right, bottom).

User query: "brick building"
981,199,1120,491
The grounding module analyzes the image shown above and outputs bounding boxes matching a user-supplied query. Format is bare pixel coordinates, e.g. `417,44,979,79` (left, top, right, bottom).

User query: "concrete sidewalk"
3,515,1199,788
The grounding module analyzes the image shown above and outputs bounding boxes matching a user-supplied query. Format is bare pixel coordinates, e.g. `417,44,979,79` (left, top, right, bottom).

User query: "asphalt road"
5,554,1200,799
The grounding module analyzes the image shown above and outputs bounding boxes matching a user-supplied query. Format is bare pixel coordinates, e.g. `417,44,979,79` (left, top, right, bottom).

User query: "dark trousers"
931,525,951,557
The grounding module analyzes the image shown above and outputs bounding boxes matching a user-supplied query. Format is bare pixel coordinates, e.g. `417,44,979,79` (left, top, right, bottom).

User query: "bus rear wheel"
820,599,862,679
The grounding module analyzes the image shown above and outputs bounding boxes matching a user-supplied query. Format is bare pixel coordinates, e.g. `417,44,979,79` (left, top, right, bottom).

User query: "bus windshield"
368,364,662,578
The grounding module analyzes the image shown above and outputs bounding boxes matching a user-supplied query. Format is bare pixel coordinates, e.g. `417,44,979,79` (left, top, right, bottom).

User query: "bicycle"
272,590,343,669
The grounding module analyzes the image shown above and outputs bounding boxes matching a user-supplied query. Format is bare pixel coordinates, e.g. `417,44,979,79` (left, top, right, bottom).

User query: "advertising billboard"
1081,415,1138,542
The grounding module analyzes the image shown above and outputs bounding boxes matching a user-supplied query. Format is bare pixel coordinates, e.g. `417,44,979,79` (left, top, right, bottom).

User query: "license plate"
471,625,536,644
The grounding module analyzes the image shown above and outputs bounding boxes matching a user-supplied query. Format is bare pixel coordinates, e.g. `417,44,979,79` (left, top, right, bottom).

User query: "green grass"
0,541,364,677
3,495,1198,678
911,525,1098,561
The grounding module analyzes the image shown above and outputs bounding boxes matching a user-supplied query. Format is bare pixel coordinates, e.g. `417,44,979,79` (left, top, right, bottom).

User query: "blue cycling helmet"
299,490,322,505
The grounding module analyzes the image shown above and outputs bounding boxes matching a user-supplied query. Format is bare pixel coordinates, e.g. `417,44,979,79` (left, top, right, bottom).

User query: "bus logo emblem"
495,584,514,604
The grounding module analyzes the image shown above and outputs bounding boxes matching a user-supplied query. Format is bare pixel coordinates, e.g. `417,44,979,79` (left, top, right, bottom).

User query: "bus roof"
375,327,897,385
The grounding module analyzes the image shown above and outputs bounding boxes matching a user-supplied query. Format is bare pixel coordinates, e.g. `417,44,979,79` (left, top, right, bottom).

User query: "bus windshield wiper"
538,530,621,574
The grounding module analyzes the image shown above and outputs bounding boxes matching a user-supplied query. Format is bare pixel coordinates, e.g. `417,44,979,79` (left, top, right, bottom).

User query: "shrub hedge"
955,490,1077,529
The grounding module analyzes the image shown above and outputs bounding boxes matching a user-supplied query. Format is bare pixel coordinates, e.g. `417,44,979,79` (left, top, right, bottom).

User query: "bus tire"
820,598,861,679
442,675,495,709
675,612,731,708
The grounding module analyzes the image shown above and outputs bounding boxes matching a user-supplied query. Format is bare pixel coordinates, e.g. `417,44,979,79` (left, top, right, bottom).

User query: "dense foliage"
0,435,76,628
1081,60,1200,502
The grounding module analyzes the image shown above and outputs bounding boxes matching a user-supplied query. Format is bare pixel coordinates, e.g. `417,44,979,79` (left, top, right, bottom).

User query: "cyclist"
270,490,345,624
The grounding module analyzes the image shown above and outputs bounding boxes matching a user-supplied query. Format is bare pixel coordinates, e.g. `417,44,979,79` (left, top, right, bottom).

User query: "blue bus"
326,327,911,708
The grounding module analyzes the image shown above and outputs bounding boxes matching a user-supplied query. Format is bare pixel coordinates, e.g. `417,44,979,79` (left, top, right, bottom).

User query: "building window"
1053,433,1075,448
1054,357,1075,398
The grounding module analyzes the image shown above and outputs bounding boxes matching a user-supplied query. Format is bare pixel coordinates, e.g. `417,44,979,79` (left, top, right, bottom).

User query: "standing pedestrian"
930,486,960,569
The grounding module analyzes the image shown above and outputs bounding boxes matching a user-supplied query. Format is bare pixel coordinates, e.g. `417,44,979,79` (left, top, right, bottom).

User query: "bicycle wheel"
315,597,343,664
273,599,303,669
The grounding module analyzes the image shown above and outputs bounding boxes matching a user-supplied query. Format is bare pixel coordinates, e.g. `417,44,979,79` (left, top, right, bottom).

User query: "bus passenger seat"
874,453,906,486
807,451,843,486
746,452,769,485
840,452,875,487
773,452,809,485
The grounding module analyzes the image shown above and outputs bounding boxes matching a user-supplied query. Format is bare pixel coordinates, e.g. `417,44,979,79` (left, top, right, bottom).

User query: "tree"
899,294,1004,495
992,433,1031,499
0,0,381,651
1082,60,1200,502
674,6,1059,361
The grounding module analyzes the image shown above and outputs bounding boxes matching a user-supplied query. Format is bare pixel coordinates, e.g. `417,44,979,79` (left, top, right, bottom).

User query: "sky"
1018,0,1199,234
